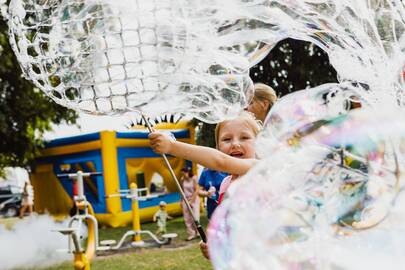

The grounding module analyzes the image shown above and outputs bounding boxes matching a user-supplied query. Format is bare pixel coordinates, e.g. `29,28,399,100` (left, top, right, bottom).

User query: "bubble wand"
140,113,207,242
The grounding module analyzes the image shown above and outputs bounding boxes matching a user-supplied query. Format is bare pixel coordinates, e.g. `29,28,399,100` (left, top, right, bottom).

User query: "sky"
43,113,133,140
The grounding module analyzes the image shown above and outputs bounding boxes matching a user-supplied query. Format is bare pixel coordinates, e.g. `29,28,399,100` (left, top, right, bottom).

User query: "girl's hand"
207,188,215,198
148,131,175,154
199,241,210,259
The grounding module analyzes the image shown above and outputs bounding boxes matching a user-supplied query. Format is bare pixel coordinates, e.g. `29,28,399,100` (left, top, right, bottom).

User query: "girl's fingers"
148,132,170,154
199,241,210,259
148,132,159,139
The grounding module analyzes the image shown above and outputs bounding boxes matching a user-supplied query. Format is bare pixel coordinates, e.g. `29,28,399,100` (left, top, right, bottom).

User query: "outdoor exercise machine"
101,183,177,249
55,171,176,270
55,171,100,270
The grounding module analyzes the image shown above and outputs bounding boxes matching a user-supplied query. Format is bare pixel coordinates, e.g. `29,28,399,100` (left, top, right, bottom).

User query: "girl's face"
217,119,256,159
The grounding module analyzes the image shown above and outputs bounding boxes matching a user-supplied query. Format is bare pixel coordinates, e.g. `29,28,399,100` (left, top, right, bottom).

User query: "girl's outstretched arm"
148,131,256,175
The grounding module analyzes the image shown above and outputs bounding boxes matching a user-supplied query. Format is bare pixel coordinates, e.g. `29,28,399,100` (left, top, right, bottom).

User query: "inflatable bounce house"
30,119,196,227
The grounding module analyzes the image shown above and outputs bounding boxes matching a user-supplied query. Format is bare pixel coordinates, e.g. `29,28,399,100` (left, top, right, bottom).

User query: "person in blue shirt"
198,168,228,220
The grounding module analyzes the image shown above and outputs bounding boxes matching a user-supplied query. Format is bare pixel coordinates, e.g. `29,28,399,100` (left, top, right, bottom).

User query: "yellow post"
100,131,122,215
73,252,90,270
130,182,142,242
76,202,96,262
72,203,91,270
84,203,96,262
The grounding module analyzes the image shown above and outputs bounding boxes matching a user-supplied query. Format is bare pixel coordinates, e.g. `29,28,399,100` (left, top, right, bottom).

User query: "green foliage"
190,119,216,148
197,122,217,148
0,20,78,172
250,38,338,96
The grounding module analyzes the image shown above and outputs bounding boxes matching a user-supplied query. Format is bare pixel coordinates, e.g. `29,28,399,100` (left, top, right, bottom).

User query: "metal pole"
142,114,207,242
77,171,85,201
130,183,143,243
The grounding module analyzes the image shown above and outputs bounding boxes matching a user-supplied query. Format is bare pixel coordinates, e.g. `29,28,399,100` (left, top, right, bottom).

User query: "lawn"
41,243,213,270
38,215,214,270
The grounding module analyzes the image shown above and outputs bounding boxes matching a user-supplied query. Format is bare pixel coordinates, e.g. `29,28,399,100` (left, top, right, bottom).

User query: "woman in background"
246,83,278,123
19,181,34,218
180,167,200,241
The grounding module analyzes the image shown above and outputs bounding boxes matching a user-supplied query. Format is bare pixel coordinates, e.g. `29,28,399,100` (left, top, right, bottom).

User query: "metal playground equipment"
55,171,177,270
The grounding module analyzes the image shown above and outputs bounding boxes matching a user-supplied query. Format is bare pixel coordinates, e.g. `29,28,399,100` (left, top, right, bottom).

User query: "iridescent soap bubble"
208,108,405,270
264,83,363,136
256,82,365,159
4,0,272,122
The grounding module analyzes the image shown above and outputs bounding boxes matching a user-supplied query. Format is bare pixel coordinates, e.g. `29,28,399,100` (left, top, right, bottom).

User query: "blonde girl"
149,112,261,258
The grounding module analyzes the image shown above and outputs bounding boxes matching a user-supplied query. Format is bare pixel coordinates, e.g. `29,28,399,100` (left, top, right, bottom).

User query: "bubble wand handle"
141,114,207,243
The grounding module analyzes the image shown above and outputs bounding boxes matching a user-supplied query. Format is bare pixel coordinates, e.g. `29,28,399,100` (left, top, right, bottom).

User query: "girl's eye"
222,138,231,142
241,136,252,140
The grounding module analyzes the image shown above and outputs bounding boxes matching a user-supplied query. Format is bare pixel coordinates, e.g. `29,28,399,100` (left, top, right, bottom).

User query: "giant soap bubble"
3,0,275,122
205,1,405,268
209,108,405,270
262,82,365,146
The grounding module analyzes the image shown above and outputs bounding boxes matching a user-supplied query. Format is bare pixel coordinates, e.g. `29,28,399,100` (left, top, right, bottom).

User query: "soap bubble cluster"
4,0,274,122
6,0,404,119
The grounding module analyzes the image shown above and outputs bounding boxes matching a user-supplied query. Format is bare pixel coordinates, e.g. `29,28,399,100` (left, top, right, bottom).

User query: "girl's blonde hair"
215,112,262,147
253,83,278,112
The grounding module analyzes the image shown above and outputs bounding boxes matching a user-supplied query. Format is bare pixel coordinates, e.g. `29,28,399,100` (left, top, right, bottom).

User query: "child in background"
149,112,261,257
198,169,228,220
153,201,173,235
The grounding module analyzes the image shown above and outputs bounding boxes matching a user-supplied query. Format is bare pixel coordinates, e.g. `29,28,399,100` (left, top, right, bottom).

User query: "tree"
250,38,338,96
197,38,338,148
0,20,78,173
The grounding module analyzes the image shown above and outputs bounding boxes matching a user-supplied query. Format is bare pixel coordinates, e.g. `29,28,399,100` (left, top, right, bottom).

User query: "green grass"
41,243,213,270
98,214,208,245
39,215,214,270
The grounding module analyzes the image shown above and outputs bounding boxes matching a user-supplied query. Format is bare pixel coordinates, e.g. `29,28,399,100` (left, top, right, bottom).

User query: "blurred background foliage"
0,20,78,174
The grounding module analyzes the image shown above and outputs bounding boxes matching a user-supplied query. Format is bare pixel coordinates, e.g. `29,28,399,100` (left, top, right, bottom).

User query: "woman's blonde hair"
215,111,262,147
253,83,278,112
